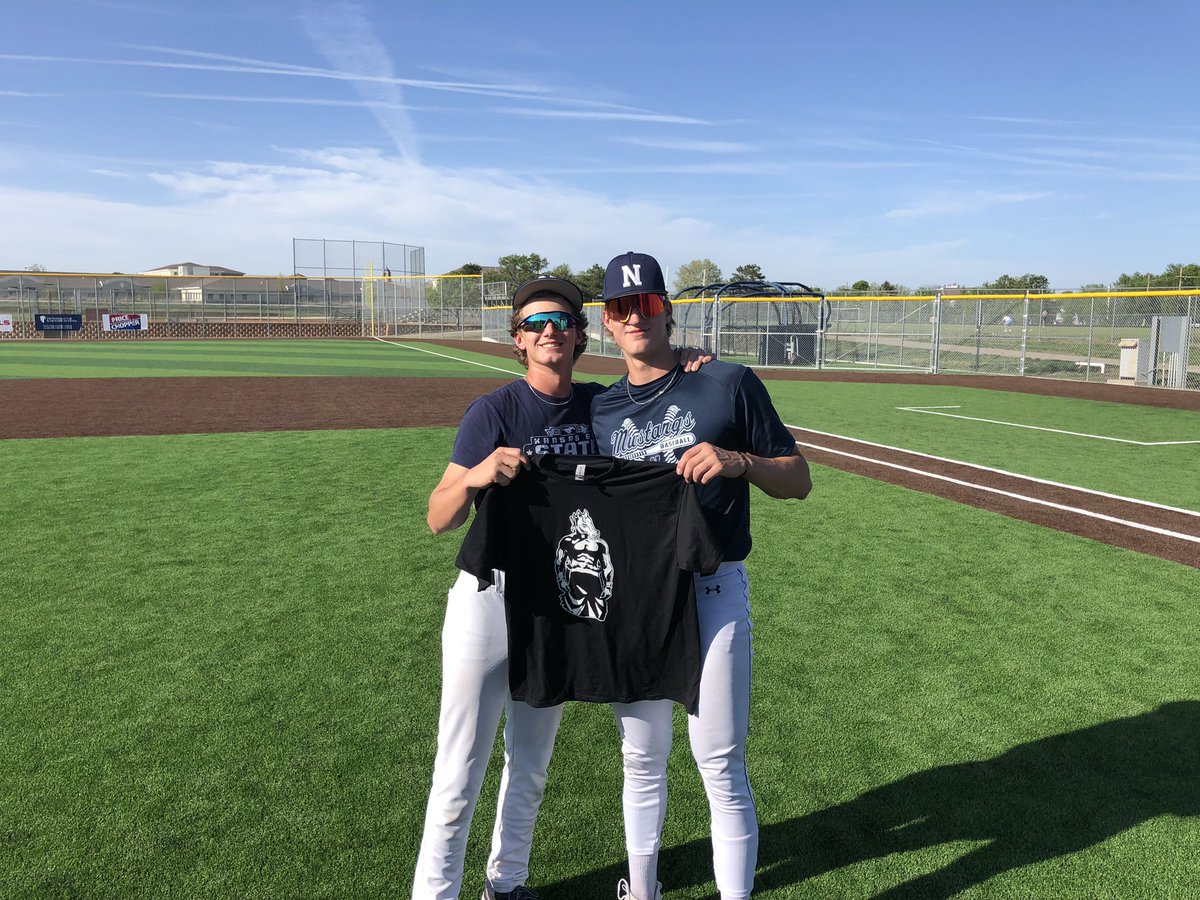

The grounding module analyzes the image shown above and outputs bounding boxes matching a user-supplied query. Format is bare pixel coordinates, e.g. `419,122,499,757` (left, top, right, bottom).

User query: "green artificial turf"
2,427,1197,898
0,339,530,380
763,380,1200,511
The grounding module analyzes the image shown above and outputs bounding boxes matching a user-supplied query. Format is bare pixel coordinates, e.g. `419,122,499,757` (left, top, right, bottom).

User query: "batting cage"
668,280,829,366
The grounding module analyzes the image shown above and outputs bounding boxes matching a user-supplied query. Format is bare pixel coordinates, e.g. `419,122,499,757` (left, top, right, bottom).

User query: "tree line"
21,259,1200,296
434,255,780,303
426,256,1200,306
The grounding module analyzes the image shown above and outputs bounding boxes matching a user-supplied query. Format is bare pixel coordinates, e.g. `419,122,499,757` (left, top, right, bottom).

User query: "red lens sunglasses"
605,292,666,324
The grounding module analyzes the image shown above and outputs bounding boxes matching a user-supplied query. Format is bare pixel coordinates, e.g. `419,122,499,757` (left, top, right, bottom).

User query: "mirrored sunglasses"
605,292,666,324
517,311,578,333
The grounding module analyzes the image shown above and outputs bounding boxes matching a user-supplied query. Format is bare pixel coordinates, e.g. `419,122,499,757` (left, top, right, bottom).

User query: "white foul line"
372,336,524,377
784,424,1200,521
792,439,1200,546
896,405,1200,446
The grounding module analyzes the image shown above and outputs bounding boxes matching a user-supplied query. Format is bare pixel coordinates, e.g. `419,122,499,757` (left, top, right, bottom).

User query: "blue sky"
2,0,1198,288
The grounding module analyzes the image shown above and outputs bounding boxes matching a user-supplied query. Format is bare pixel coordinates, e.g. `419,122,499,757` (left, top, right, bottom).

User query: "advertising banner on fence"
0,312,13,333
35,314,83,331
102,313,149,332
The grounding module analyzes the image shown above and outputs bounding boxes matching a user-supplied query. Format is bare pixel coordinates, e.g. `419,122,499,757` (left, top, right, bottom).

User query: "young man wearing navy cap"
592,252,812,900
416,275,712,900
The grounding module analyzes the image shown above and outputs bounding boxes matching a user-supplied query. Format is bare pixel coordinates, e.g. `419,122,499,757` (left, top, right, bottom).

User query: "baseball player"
414,275,711,900
591,252,812,900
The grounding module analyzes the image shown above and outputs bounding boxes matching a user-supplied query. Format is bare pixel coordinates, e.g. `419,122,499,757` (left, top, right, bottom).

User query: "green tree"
25,263,46,272
574,263,605,300
495,253,548,287
1114,263,1200,289
983,273,1050,292
731,263,765,283
673,258,723,292
426,264,482,311
547,263,573,280
841,280,902,294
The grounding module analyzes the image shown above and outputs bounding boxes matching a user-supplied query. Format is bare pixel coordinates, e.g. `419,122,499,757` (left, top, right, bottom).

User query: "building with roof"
141,262,245,277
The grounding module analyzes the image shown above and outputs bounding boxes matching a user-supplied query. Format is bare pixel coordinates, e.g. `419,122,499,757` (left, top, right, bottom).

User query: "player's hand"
676,346,714,373
676,443,747,484
468,447,530,488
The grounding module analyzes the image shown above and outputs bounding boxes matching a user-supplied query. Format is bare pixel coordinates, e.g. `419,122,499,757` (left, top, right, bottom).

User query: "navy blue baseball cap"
603,251,667,301
512,275,584,314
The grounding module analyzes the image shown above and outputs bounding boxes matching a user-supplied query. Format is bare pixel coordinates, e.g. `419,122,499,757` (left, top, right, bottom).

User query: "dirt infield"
2,340,1196,567
0,375,504,438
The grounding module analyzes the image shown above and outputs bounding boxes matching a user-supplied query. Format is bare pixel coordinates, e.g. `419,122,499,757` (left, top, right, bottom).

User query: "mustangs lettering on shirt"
591,360,798,561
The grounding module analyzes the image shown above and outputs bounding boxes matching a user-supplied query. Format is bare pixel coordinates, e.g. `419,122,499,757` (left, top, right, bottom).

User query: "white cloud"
971,115,1093,126
298,4,418,162
493,107,710,125
140,91,440,114
130,44,551,94
0,52,544,97
616,137,758,154
168,116,239,132
0,147,985,286
886,190,1051,219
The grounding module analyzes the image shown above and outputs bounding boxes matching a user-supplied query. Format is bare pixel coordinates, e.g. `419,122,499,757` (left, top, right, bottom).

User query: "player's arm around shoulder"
426,448,530,534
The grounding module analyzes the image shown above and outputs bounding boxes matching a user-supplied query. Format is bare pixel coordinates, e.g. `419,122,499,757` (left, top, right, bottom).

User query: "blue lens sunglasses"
517,311,578,333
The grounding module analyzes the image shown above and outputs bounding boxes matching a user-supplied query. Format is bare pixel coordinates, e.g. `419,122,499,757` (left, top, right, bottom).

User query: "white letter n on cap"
621,265,642,289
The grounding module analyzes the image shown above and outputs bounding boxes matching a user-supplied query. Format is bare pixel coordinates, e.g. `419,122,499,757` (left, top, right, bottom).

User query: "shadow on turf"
537,701,1200,898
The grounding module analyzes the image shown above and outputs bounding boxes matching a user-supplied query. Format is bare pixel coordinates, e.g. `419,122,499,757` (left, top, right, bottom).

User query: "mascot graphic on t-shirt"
555,509,615,622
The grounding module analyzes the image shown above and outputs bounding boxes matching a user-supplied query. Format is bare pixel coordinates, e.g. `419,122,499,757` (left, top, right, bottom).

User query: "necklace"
526,380,573,406
625,366,682,407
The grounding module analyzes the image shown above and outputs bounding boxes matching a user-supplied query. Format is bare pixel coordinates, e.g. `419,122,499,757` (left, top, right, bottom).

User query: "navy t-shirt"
590,360,797,560
451,379,605,476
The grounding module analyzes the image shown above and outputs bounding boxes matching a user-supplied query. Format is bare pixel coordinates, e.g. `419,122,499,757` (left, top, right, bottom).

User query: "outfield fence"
0,272,486,341
482,289,1200,391
4,272,1196,391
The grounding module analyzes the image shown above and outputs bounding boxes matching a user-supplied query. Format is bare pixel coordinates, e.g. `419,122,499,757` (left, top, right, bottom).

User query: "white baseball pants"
412,570,564,899
614,561,756,899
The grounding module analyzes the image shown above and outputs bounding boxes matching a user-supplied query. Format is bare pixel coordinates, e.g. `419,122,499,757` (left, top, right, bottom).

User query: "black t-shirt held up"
456,454,723,713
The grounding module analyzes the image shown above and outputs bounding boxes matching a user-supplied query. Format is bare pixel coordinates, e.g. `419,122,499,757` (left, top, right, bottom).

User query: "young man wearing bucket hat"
591,252,812,900
415,275,712,900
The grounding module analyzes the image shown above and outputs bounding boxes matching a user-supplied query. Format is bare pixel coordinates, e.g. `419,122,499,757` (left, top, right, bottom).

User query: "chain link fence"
481,288,1199,391
369,274,485,337
0,271,484,340
4,272,1195,391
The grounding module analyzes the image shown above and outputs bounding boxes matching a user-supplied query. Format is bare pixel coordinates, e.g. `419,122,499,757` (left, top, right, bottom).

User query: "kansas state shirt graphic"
524,423,595,456
554,509,615,621
609,405,697,463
